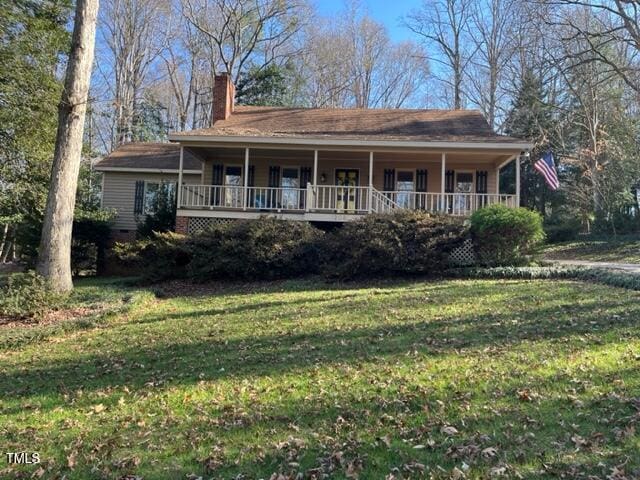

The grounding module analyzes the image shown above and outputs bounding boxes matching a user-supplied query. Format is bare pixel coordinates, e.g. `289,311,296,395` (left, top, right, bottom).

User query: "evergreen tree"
236,64,296,107
504,70,563,216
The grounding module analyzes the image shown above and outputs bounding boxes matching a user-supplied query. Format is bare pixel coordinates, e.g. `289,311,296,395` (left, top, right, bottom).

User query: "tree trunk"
37,0,99,292
0,223,8,261
0,227,13,263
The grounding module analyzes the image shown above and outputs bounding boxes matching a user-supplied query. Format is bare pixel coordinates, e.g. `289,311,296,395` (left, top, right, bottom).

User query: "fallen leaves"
441,425,459,436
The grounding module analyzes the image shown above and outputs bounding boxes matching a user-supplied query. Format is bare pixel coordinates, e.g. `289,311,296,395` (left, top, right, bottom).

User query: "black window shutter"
383,169,395,191
476,170,488,194
134,180,144,215
416,169,428,192
211,164,223,205
212,164,223,185
268,166,281,188
300,167,312,188
248,165,255,187
445,170,455,193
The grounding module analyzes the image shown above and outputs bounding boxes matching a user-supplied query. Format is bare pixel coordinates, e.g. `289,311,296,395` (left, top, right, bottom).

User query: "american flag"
534,151,559,190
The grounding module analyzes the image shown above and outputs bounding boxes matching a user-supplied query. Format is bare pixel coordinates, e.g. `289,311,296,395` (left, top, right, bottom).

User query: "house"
95,74,532,239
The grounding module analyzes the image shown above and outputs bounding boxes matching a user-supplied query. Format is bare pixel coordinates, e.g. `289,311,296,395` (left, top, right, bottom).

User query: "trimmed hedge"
187,218,323,281
113,232,191,283
113,213,469,283
470,205,545,266
322,211,467,279
446,266,640,291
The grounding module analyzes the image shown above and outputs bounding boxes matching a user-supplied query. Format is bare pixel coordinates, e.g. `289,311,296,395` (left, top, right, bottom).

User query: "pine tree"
504,70,561,215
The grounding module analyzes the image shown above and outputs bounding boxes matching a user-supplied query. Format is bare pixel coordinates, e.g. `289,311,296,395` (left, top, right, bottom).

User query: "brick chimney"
212,73,235,125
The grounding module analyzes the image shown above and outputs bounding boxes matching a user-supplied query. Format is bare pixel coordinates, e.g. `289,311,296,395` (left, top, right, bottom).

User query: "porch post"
243,147,249,210
440,152,446,211
313,150,318,185
177,145,184,208
368,151,373,213
496,167,500,195
515,153,521,207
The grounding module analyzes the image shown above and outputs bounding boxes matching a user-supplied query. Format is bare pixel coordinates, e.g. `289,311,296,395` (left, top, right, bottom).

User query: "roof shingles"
175,106,522,143
95,143,200,170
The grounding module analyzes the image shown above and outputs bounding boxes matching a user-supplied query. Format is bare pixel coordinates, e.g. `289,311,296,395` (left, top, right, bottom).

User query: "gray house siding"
102,172,200,231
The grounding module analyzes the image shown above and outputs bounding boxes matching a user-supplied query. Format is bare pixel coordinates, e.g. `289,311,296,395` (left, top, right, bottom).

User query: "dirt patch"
0,305,108,328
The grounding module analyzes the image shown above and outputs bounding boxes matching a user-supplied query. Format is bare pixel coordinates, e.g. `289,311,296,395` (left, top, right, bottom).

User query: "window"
144,181,176,214
281,167,300,209
396,171,415,208
224,166,243,207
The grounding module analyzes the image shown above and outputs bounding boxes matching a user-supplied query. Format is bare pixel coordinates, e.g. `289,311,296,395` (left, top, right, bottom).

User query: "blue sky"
315,0,422,42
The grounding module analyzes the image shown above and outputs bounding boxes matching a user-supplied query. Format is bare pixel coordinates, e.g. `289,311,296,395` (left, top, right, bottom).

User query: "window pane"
144,182,159,213
397,171,414,182
282,168,298,179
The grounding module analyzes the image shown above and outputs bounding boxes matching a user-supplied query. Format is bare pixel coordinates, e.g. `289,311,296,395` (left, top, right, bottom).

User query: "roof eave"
168,133,533,151
94,166,202,174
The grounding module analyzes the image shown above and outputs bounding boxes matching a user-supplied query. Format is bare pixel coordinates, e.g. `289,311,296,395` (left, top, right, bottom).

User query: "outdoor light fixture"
320,173,327,183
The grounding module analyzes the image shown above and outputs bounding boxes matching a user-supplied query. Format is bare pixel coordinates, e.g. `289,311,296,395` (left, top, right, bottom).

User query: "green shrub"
0,271,64,319
187,218,323,281
72,209,115,275
113,232,191,283
322,211,467,279
137,183,177,239
543,214,582,243
470,205,545,266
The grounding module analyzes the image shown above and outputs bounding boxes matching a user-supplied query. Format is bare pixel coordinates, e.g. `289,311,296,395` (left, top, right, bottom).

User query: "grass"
544,237,640,263
1,277,640,479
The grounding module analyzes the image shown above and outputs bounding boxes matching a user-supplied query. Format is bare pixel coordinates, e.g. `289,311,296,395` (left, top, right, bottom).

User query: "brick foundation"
109,229,136,245
175,215,189,234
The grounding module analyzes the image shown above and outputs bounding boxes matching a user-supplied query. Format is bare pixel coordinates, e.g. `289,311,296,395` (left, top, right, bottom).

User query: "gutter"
94,167,202,174
168,134,533,151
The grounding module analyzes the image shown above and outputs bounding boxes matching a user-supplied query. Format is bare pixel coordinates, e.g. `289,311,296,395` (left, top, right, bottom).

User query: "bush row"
113,206,546,283
114,212,469,282
446,265,640,291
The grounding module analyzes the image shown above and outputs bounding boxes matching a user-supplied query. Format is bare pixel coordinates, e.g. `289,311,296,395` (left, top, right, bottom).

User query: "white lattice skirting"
187,217,235,234
449,238,476,266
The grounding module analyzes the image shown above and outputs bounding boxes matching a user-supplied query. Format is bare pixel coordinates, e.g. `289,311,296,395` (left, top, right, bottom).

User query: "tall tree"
182,0,305,84
405,0,472,109
99,0,167,146
466,0,517,128
548,0,640,95
37,0,99,292
0,0,72,262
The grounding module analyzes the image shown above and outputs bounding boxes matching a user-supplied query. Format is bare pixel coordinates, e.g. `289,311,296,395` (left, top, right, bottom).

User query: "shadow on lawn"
193,364,640,479
1,291,638,404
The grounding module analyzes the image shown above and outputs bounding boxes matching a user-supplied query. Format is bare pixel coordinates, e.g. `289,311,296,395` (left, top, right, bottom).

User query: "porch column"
496,167,500,195
177,145,184,208
515,153,521,207
440,152,446,211
313,150,318,185
368,151,373,213
243,147,249,210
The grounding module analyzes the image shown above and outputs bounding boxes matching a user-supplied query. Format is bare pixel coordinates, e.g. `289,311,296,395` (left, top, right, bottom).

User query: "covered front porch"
175,144,523,222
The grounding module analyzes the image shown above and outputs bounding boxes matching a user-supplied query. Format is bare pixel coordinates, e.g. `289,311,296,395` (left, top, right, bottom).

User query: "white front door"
455,172,473,213
224,166,243,207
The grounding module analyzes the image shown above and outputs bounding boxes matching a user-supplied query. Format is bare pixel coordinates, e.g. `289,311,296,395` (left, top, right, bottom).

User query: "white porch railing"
180,184,308,211
180,184,517,216
378,191,518,216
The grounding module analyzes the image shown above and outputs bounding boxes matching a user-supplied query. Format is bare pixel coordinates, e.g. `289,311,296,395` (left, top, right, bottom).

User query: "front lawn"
1,277,639,479
544,238,640,264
